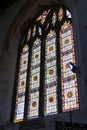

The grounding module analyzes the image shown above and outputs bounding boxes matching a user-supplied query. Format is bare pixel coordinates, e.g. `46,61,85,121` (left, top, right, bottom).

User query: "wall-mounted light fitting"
69,62,80,74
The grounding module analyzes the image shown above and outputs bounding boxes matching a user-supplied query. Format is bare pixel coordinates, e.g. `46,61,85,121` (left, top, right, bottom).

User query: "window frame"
10,4,79,128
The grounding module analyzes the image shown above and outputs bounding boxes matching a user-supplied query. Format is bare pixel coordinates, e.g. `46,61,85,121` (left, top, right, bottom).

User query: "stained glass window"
28,38,41,118
14,45,29,122
27,29,31,41
66,10,71,18
32,25,36,37
60,21,79,111
44,30,57,115
58,7,64,21
37,9,50,24
52,12,57,26
13,5,79,123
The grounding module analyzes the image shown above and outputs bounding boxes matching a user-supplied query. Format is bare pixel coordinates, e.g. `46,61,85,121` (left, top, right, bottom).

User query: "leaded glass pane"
44,30,57,115
58,7,64,21
27,29,31,41
66,10,72,18
37,9,50,24
32,25,36,37
38,27,42,35
14,45,29,122
60,21,79,112
52,12,57,26
28,38,41,118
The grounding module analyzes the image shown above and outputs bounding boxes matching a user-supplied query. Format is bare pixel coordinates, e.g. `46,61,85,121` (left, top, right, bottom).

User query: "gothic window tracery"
13,5,79,123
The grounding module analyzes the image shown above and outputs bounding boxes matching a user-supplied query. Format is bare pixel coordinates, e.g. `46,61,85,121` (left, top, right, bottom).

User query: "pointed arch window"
12,4,79,123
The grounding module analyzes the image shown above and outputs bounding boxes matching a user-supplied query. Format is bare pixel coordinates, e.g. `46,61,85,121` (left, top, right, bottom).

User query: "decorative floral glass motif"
44,30,57,115
14,45,29,122
28,38,41,118
60,21,79,111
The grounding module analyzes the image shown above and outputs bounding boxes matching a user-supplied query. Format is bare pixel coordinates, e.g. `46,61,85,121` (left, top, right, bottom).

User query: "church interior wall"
0,0,87,129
